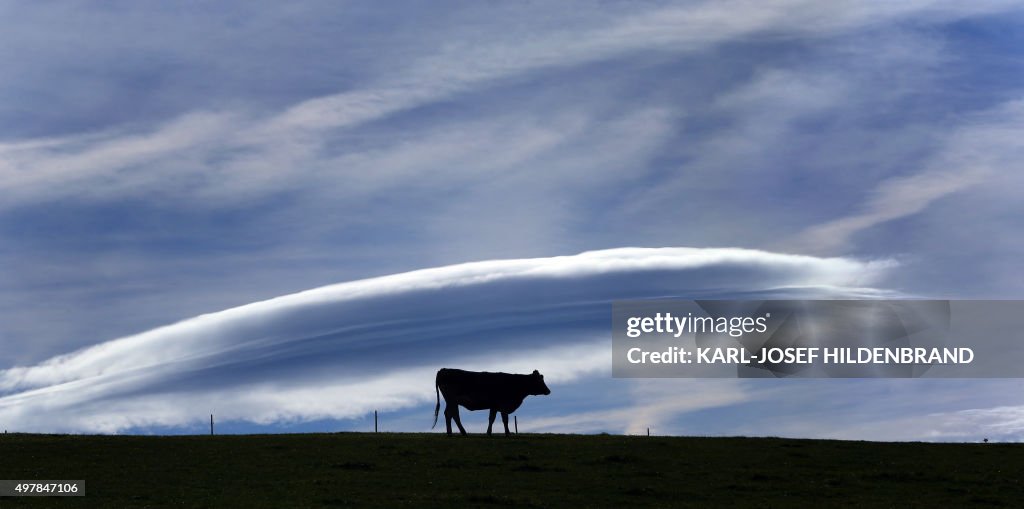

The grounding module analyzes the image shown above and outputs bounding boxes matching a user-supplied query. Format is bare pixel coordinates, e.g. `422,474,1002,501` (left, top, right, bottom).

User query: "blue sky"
2,1,1024,440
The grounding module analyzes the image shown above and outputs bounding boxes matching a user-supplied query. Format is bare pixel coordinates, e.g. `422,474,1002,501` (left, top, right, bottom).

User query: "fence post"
374,410,378,433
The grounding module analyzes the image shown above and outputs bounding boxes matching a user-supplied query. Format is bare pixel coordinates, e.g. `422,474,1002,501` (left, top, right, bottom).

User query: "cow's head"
530,369,551,395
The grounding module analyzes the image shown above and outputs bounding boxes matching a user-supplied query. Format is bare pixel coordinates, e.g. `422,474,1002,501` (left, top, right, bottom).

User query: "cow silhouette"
432,368,551,436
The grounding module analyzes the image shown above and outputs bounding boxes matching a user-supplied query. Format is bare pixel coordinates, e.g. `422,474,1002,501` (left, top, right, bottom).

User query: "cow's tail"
431,370,441,429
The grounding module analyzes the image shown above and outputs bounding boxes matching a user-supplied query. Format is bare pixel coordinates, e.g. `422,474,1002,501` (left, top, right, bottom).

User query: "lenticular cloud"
0,247,893,433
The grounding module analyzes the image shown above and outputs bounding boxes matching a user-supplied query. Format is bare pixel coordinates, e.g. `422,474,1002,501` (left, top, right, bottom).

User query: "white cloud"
0,247,891,433
2,1,1022,441
645,379,1024,442
794,99,1024,253
526,379,752,435
0,1,1017,208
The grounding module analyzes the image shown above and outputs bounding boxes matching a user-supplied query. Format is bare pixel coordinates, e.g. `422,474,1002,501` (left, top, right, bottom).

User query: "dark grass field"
1,432,1023,508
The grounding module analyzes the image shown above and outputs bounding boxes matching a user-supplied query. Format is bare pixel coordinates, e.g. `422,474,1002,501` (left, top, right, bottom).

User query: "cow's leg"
501,412,511,436
452,405,468,435
444,404,454,436
487,408,497,436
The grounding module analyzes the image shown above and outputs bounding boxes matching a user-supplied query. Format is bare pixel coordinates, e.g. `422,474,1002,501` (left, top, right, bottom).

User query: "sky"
2,1,1024,440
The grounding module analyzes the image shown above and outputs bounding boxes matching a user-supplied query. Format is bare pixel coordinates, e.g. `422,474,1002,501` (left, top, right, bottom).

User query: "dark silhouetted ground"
1,432,1022,507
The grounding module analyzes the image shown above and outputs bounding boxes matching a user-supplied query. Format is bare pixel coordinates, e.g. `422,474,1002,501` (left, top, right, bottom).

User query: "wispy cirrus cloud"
793,100,1024,254
1,1,1018,208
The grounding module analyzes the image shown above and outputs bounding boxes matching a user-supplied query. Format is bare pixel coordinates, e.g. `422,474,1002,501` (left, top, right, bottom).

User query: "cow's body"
432,368,551,436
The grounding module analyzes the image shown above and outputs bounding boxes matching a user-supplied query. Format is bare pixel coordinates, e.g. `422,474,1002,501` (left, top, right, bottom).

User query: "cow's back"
437,368,523,411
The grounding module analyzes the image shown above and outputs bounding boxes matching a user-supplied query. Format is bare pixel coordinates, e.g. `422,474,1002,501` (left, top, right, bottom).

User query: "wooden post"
210,414,214,436
514,416,518,434
374,410,378,433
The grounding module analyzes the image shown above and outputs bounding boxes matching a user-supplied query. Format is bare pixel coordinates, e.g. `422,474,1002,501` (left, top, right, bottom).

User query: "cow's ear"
532,370,539,375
